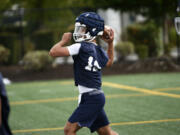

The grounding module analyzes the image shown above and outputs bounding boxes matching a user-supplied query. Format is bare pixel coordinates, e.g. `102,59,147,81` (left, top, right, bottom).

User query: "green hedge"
115,41,135,60
23,50,53,71
115,41,134,56
127,21,159,57
135,45,149,59
0,30,54,65
0,33,21,64
0,45,10,64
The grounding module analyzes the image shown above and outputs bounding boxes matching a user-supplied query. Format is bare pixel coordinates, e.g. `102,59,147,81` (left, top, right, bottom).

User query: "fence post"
19,7,25,58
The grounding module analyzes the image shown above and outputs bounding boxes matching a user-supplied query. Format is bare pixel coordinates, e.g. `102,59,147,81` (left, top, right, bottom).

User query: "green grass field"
6,73,180,135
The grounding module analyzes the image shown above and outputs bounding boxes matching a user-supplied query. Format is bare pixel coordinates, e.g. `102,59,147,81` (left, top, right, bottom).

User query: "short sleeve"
67,43,81,56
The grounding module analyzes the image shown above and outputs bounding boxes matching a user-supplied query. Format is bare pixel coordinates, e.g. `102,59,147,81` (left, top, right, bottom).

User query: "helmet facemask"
73,22,96,42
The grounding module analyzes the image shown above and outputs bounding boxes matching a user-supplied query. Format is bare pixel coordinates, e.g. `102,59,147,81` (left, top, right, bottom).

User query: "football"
102,25,111,39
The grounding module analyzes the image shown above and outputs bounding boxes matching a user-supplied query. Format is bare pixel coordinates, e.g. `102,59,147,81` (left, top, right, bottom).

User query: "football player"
0,73,12,135
49,12,118,135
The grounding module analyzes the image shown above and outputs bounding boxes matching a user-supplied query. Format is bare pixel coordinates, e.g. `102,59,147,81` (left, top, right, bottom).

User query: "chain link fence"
0,8,94,64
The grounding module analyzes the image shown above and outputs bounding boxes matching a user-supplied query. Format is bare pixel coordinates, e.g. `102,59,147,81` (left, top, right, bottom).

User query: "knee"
111,130,119,135
64,126,70,135
64,125,76,135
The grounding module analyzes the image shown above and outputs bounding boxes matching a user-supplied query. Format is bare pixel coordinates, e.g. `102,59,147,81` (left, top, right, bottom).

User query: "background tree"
0,0,11,11
94,0,176,50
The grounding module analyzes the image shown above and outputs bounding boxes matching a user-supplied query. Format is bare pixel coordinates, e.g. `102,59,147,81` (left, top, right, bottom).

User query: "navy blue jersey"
72,42,108,90
0,73,12,135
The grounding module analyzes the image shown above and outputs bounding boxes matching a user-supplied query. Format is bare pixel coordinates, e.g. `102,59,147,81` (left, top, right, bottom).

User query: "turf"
6,72,180,135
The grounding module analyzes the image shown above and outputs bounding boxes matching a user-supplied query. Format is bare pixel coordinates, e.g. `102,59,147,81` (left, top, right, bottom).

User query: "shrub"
162,27,177,55
169,27,177,47
12,40,22,64
135,45,149,59
115,41,135,60
0,32,19,64
23,50,53,71
127,21,159,57
24,38,35,53
0,45,10,63
164,43,174,55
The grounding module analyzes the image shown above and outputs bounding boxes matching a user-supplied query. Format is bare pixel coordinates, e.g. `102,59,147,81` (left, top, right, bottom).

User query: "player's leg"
64,121,81,135
90,109,118,135
96,125,119,135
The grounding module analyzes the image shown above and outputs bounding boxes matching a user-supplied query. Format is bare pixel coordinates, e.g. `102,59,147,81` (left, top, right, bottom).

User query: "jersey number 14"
85,56,101,72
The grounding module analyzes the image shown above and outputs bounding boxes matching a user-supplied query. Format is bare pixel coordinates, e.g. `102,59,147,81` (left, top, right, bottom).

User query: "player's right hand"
61,32,72,44
101,26,114,44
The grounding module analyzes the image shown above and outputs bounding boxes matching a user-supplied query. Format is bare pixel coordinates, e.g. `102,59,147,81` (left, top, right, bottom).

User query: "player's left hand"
101,26,114,44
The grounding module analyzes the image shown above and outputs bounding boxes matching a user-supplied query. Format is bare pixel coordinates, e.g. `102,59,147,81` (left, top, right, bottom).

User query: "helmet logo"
85,13,89,17
92,28,96,32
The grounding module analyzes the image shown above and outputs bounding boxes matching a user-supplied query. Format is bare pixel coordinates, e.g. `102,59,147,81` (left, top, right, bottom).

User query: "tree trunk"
162,14,169,54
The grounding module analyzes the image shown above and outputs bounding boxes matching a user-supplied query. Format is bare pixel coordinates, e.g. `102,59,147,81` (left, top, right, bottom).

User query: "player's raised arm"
49,32,72,57
101,26,114,67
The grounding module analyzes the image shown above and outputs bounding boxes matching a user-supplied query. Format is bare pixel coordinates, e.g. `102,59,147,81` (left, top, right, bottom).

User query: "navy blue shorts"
68,91,110,133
